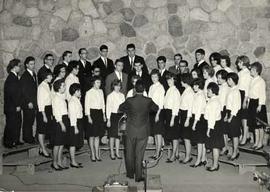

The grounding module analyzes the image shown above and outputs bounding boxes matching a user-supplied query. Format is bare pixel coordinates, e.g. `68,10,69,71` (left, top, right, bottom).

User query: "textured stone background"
0,0,270,137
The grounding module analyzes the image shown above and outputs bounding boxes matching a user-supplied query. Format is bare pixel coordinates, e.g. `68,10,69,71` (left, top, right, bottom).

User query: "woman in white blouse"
148,69,165,160
106,79,125,160
65,61,80,101
126,75,147,98
37,71,53,158
85,76,106,162
220,55,234,73
202,65,215,98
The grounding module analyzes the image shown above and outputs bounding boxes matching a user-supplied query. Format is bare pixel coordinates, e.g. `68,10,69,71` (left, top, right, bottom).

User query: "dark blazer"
128,71,151,92
78,60,92,93
105,71,128,96
92,57,115,79
168,65,180,75
159,70,170,91
193,61,209,73
20,70,38,109
4,72,22,114
119,94,158,138
120,55,149,75
37,65,52,84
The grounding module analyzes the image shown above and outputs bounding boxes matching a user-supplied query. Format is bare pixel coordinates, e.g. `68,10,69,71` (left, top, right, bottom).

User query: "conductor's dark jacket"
119,94,158,138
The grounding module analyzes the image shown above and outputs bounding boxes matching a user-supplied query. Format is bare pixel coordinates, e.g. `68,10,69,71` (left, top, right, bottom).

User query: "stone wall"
1,0,270,137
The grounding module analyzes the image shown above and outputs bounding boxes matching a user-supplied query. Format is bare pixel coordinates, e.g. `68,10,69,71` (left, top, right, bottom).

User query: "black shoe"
149,155,157,159
116,155,123,159
135,177,145,182
230,153,240,161
96,158,102,162
15,141,24,145
110,155,116,160
201,161,207,166
220,149,229,156
255,146,264,151
70,163,83,168
166,158,176,163
51,164,62,171
206,164,219,172
182,157,193,164
39,150,50,158
190,162,203,168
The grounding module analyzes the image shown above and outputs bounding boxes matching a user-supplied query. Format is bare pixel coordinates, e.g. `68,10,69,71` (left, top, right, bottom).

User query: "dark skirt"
206,120,225,150
248,99,268,130
85,109,105,138
36,106,52,135
52,115,69,146
180,110,191,140
150,110,165,136
164,109,180,141
108,113,123,138
191,114,207,144
226,110,241,138
220,107,229,135
239,90,249,119
67,118,84,147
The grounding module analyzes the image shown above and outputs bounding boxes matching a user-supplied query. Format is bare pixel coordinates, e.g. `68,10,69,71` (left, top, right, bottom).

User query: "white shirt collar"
11,71,17,77
27,69,34,76
198,60,205,65
45,64,50,69
63,61,69,66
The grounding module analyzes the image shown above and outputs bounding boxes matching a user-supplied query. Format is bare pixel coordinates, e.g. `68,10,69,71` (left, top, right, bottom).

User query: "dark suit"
128,71,151,92
120,55,149,75
160,70,170,91
105,71,128,96
119,94,158,180
20,70,37,143
78,60,92,99
192,61,209,73
93,57,114,79
37,65,52,84
3,72,22,147
168,65,180,75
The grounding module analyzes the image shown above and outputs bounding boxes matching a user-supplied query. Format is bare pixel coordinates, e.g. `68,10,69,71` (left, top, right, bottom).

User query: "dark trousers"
22,109,36,143
125,136,148,180
3,111,22,147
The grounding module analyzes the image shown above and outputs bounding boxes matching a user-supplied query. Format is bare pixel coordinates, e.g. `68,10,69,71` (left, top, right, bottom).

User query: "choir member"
191,68,203,80
37,53,54,84
220,55,234,73
209,52,222,82
192,49,209,73
65,61,80,101
61,50,72,68
157,56,169,91
168,53,182,75
202,65,215,98
126,75,147,98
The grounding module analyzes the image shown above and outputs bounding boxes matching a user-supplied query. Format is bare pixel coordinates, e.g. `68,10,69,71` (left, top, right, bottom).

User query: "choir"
3,45,269,173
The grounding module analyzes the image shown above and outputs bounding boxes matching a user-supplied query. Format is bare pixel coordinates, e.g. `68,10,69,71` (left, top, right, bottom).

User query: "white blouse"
164,85,181,116
188,90,206,121
179,86,194,111
204,95,222,129
126,89,147,98
204,78,214,98
37,81,52,112
226,86,241,116
52,93,68,122
85,88,105,115
106,91,125,119
238,67,251,96
223,67,234,73
213,65,222,82
68,96,83,127
248,76,266,105
148,82,165,110
218,82,230,108
65,73,79,101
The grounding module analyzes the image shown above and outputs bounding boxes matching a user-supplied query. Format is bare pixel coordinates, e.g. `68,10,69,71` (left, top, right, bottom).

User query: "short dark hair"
165,72,177,82
53,79,65,92
220,55,231,67
115,59,123,65
180,60,188,67
69,83,81,95
157,56,166,63
100,44,108,51
7,59,20,73
62,50,72,60
126,43,135,50
209,52,221,65
207,82,219,95
181,73,192,85
92,75,102,83
174,53,182,60
135,80,145,93
191,68,203,79
69,60,79,71
236,55,250,68
202,65,215,77
195,48,205,55
250,62,263,75
150,68,160,78
24,56,35,68
227,72,239,85
216,69,228,80
78,48,87,55
131,75,141,83
111,79,122,91
44,53,53,63
53,64,66,77
42,70,53,81
192,78,204,89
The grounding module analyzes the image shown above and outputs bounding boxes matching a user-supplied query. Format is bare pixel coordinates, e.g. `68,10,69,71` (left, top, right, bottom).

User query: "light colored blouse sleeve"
84,90,91,116
106,94,112,119
259,79,266,105
69,100,77,127
101,90,105,113
37,84,46,112
172,89,180,116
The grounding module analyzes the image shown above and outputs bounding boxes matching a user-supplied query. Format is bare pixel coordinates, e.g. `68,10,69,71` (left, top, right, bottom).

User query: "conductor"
119,80,158,182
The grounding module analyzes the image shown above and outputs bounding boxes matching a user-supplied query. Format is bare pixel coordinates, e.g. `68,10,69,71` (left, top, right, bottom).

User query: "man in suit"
59,50,72,74
20,56,38,144
92,44,115,80
176,60,190,93
119,80,158,182
120,44,148,75
105,59,128,96
157,56,170,91
37,53,54,84
128,60,151,92
192,48,209,73
168,53,182,75
4,59,23,148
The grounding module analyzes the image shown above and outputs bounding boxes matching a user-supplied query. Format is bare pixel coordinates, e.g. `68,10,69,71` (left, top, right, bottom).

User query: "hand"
103,115,107,122
123,114,127,118
170,119,174,127
184,119,189,127
192,123,196,131
224,115,228,122
257,105,262,113
227,116,232,123
43,115,48,123
88,116,93,124
155,114,159,123
207,129,210,138
61,124,66,132
107,120,111,128
243,101,247,109
16,106,21,112
28,102,33,109
74,127,79,134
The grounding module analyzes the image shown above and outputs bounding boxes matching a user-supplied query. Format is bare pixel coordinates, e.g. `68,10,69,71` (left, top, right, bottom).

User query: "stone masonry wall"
0,0,270,137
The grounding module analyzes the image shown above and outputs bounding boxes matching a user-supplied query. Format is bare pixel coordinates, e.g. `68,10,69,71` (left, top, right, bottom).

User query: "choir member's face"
236,60,243,70
179,61,187,73
93,68,101,76
195,53,204,62
115,61,123,72
220,59,227,68
114,84,121,92
157,60,166,70
100,49,108,58
59,83,66,94
250,67,257,77
80,49,88,60
210,57,217,67
59,67,66,79
193,85,199,93
27,60,35,71
64,53,72,62
46,74,53,83
167,78,174,87
202,70,209,80
227,78,234,87
45,56,54,67
174,55,181,66
127,48,135,57
151,74,159,84
191,71,198,79
14,65,20,73
207,89,213,98
134,63,142,72
72,65,79,76
75,90,81,98
217,74,224,85
94,80,101,89
132,78,138,86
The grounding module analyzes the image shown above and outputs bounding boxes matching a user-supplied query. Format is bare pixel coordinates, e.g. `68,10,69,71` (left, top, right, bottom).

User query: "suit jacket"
193,61,209,73
105,71,128,96
78,60,92,94
128,71,151,92
4,72,22,114
119,94,158,138
20,70,38,109
92,57,115,79
37,65,52,84
120,55,149,75
168,65,180,75
159,70,170,91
